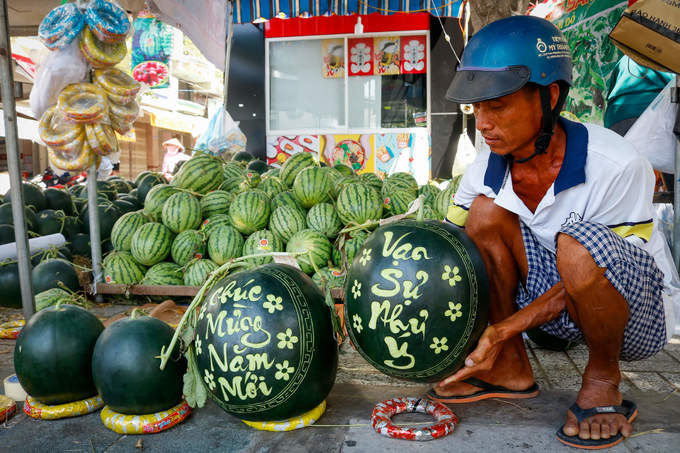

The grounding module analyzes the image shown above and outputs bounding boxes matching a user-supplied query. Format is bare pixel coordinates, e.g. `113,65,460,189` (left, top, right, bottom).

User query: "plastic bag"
194,106,247,158
624,80,678,173
451,128,476,177
30,39,90,119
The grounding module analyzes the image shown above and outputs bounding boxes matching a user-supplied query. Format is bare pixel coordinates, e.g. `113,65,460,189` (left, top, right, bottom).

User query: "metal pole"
87,162,103,298
223,0,234,109
672,74,680,269
0,0,34,319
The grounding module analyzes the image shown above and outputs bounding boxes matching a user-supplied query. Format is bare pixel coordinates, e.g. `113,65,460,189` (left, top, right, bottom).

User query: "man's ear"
549,82,561,111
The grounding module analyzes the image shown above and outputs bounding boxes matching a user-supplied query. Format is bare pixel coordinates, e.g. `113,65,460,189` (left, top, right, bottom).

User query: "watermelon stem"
158,251,306,371
416,195,425,222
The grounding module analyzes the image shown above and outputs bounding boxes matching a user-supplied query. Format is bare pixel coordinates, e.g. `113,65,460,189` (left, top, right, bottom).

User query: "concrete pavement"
1,304,679,452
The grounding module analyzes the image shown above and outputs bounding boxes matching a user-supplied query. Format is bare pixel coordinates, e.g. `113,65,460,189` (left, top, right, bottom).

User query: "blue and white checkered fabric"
517,221,667,361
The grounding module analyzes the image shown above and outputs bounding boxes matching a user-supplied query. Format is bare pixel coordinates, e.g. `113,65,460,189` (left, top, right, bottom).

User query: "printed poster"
531,0,628,124
131,12,174,89
321,134,375,175
375,130,430,185
374,37,400,76
348,38,374,76
400,36,427,74
266,136,321,167
322,39,344,79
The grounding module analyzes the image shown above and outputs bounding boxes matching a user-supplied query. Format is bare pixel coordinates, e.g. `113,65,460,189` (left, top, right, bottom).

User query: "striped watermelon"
329,175,357,200
184,259,218,286
333,163,355,177
219,175,246,193
271,190,303,212
385,172,418,195
142,262,184,286
292,167,331,208
242,230,284,266
332,231,368,267
172,154,224,194
261,168,280,178
280,152,316,187
307,203,341,238
207,224,243,265
259,176,285,198
434,184,457,219
228,190,271,235
285,229,332,274
162,192,202,234
200,190,234,218
419,183,441,207
336,183,383,226
143,184,180,221
239,172,261,191
359,172,383,192
269,206,306,243
171,229,207,266
103,251,146,284
311,266,345,291
111,211,149,252
421,205,443,220
130,222,174,266
222,162,246,180
383,188,417,216
200,214,231,237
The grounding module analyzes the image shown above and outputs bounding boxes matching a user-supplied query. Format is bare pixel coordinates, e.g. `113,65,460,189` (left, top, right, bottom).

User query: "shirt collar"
483,117,588,195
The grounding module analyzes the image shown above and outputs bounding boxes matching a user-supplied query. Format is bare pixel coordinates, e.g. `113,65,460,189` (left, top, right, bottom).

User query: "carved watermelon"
193,264,338,421
344,219,489,382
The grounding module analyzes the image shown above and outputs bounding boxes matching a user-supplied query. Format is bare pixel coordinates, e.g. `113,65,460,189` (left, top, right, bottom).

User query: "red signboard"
348,38,374,76
400,35,426,74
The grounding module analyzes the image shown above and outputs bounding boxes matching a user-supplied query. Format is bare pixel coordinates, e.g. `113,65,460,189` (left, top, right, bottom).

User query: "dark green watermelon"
31,248,71,267
0,224,14,245
232,151,254,163
70,233,91,256
194,264,338,421
69,184,85,199
14,304,104,405
3,181,46,212
32,258,80,294
112,199,137,214
246,159,268,174
80,180,118,202
136,173,166,204
134,171,152,187
61,216,81,239
92,315,186,414
79,202,121,240
344,219,489,382
0,202,38,232
36,209,67,236
107,177,133,194
44,188,75,215
0,261,21,308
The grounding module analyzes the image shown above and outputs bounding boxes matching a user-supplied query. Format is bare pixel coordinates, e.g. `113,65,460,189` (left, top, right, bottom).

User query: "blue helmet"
446,16,572,104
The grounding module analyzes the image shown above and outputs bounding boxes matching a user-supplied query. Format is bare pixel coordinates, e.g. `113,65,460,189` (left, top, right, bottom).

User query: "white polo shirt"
447,118,677,339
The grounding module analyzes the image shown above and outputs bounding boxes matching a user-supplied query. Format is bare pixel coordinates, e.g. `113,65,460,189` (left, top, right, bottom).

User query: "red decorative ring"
371,397,458,441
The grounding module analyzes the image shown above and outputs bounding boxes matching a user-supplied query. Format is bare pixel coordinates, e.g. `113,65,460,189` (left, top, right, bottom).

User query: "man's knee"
467,195,517,241
556,233,604,294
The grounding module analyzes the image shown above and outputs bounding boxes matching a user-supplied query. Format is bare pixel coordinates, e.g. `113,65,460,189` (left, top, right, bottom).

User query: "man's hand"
439,325,505,386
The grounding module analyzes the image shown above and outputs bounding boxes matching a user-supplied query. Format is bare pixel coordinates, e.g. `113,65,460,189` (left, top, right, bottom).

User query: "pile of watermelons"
0,180,102,309
103,150,463,293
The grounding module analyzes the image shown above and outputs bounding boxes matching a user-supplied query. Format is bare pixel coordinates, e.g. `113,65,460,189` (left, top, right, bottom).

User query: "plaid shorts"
517,221,667,361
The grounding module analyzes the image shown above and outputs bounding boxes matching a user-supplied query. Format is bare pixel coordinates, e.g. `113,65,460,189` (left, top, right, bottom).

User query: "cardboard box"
609,0,680,74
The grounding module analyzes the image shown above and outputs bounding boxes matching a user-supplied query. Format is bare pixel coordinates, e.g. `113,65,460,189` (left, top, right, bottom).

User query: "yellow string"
356,0,459,14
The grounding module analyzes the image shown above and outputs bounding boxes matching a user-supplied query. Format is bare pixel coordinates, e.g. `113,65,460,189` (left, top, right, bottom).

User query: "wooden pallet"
92,284,345,301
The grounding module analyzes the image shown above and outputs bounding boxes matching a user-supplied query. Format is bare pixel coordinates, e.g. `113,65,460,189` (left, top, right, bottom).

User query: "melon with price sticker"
193,263,338,421
344,219,489,382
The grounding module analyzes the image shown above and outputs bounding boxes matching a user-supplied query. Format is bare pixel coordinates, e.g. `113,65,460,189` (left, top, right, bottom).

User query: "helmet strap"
511,86,555,164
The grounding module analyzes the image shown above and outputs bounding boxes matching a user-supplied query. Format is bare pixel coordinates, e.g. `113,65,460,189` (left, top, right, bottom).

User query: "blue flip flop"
556,399,638,450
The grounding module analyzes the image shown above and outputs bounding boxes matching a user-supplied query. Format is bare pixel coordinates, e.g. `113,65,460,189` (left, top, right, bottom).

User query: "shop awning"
233,0,462,23
143,106,208,137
